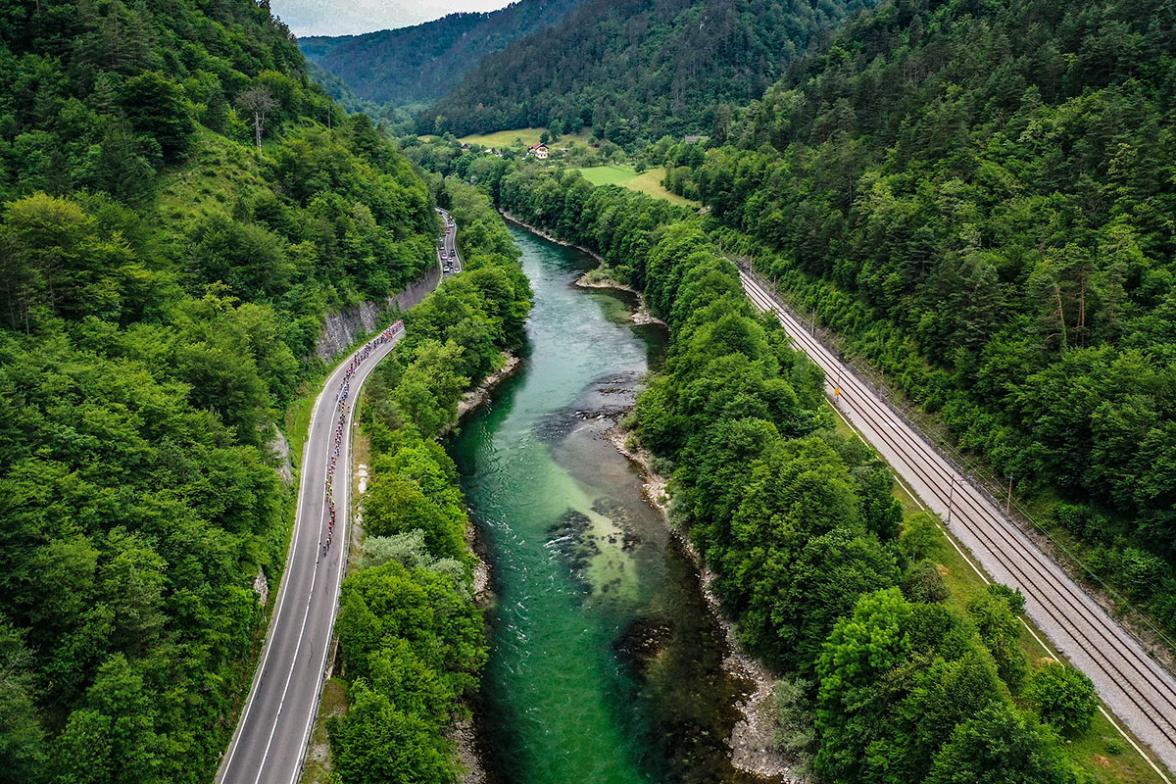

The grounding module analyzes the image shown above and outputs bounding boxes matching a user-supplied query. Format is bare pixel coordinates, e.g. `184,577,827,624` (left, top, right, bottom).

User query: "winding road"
738,265,1176,778
438,207,462,275
217,213,460,784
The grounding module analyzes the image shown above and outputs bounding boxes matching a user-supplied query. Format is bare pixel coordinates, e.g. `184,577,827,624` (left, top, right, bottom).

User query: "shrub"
903,559,949,603
900,511,942,562
1028,662,1098,736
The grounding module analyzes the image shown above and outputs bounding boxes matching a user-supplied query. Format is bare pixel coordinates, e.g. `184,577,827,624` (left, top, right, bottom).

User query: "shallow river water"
447,227,763,784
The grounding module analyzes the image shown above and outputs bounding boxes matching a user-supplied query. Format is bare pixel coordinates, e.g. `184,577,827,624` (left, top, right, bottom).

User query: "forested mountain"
425,0,875,141
300,0,585,109
0,1,438,781
666,0,1176,624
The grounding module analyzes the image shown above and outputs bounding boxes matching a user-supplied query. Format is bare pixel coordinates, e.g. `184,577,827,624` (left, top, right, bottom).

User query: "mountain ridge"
424,0,876,140
300,0,585,108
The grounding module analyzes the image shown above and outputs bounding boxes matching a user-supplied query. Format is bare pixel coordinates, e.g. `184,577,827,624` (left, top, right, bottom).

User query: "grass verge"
300,678,348,784
827,399,1172,784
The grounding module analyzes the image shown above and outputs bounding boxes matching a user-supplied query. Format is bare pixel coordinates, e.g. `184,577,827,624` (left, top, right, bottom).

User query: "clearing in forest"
577,165,697,207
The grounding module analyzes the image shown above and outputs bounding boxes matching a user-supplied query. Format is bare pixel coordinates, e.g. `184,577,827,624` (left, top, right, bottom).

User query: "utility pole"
946,476,957,524
1006,475,1014,515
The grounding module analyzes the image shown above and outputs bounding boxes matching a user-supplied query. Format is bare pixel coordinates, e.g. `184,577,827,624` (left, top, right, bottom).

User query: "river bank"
605,424,803,784
451,224,778,784
456,353,523,429
500,210,605,262
500,210,665,328
449,352,523,784
575,270,665,327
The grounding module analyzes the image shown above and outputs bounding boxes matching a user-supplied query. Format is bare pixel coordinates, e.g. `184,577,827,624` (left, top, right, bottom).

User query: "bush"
900,511,942,562
773,677,816,765
903,559,949,603
1028,662,1098,736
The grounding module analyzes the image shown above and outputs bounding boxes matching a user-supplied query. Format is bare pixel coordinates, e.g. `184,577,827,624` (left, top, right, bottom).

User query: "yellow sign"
834,387,842,398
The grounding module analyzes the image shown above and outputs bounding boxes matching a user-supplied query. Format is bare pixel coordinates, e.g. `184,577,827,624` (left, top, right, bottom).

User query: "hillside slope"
0,2,436,781
301,0,585,108
426,0,875,141
676,0,1176,631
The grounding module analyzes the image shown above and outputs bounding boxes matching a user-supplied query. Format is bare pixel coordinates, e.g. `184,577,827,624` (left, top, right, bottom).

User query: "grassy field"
458,127,548,148
578,164,698,207
827,400,1172,784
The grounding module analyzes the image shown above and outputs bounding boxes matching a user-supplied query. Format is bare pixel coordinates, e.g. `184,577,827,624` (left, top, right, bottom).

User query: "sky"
272,0,512,37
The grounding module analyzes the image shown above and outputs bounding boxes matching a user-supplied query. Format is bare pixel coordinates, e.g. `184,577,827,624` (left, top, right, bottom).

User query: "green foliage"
390,340,470,435
336,560,484,690
363,472,466,560
302,0,585,109
968,587,1030,693
0,619,44,778
925,703,1078,784
187,214,294,300
427,0,874,141
469,161,1083,784
1027,662,1099,737
772,677,816,771
0,1,442,781
903,559,949,604
120,72,195,163
668,0,1176,635
900,511,943,562
329,679,459,784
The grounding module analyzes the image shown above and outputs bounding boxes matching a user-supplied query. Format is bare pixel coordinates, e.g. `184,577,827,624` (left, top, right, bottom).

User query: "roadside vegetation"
831,404,1166,784
0,2,443,781
325,180,531,783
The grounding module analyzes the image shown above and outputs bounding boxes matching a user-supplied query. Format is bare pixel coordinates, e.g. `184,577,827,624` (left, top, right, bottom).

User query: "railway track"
738,267,1176,777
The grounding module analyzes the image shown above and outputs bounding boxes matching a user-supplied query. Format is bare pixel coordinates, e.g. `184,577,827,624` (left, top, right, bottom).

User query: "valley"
2,0,1172,782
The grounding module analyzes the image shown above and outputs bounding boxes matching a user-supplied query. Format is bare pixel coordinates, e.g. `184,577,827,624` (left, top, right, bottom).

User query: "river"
447,226,763,784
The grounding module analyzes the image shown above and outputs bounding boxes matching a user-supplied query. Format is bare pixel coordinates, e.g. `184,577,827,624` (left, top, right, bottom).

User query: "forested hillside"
0,1,437,781
301,0,584,109
426,0,874,141
661,0,1176,631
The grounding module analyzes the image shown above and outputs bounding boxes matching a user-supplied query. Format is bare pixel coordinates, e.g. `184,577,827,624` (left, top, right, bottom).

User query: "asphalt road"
437,207,462,275
217,215,459,784
739,266,1176,778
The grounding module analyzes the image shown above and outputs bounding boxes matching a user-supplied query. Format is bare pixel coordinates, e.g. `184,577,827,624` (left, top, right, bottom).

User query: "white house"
527,142,549,160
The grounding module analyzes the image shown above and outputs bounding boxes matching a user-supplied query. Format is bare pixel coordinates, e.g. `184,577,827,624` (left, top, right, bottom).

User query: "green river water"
447,226,762,784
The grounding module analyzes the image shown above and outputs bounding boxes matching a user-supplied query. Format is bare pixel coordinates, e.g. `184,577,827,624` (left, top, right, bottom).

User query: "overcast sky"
273,0,512,37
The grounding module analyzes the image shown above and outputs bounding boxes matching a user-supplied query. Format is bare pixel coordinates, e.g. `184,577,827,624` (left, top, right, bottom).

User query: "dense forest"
329,180,531,783
0,1,440,781
301,0,584,109
472,163,1099,783
425,0,875,141
659,0,1176,634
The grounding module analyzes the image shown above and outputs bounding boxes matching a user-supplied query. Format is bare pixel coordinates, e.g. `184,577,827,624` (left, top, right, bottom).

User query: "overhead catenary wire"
738,263,1176,775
